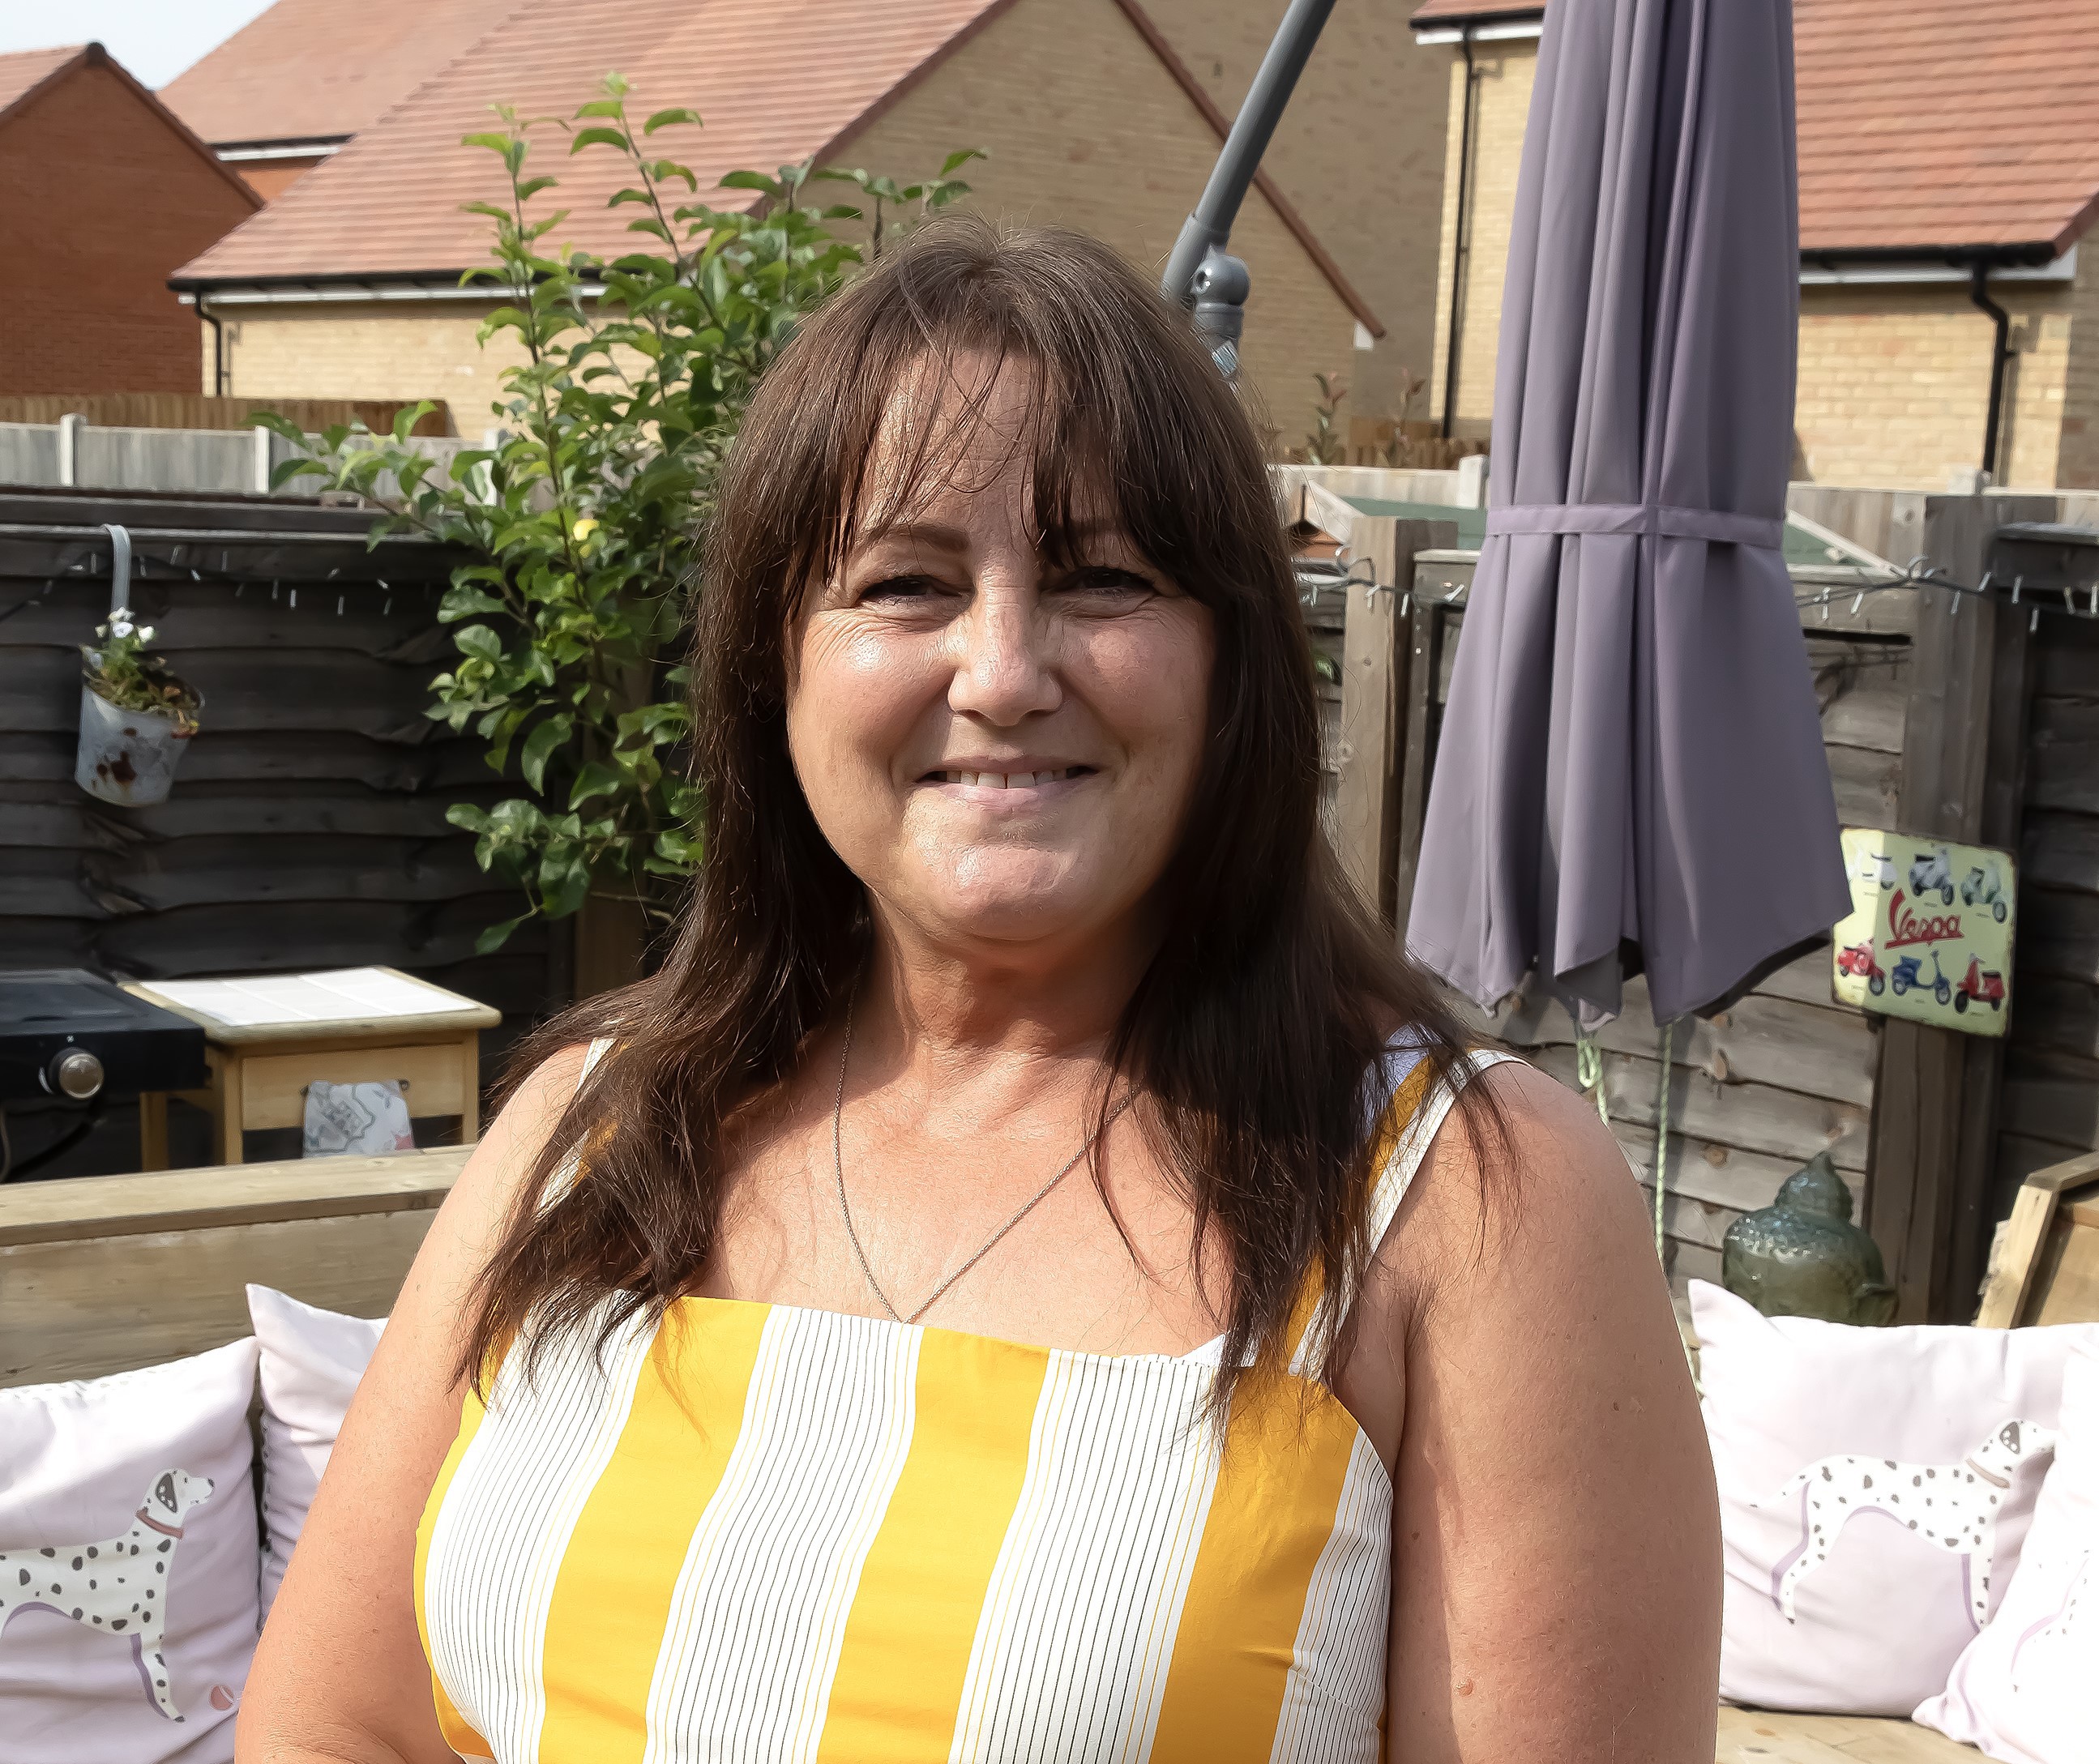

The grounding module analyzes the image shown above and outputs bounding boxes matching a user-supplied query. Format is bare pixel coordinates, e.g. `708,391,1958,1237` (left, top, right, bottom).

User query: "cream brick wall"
212,304,526,435
1140,0,1450,423
1427,40,1533,439
1794,280,2075,490
2058,245,2099,491
840,0,1362,449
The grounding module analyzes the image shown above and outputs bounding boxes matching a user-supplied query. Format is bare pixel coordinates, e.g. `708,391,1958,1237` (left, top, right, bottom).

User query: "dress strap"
1285,1044,1524,1373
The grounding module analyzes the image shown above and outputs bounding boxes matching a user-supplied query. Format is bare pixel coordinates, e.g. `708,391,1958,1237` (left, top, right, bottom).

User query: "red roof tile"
1411,0,2099,254
174,0,1013,284
160,0,531,147
1795,0,2099,254
0,45,88,120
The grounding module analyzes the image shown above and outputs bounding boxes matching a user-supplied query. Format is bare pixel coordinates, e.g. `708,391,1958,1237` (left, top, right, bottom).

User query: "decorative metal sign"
1832,828,2015,1036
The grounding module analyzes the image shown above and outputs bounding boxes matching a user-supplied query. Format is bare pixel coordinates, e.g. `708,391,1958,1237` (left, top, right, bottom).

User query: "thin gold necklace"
831,996,1132,1326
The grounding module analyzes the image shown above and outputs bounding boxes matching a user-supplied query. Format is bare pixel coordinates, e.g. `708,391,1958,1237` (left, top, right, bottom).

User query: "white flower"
108,614,135,638
138,626,155,643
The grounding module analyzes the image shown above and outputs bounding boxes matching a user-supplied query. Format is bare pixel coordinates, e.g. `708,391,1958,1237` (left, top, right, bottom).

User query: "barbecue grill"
0,968,207,1107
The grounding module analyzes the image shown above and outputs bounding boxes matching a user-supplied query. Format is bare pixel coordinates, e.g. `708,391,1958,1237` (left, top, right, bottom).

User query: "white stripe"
1267,1430,1391,1762
425,1305,656,1762
949,1353,1222,1763
643,1307,920,1764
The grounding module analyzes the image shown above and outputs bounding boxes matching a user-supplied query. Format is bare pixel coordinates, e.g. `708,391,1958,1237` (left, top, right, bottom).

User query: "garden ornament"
1722,1151,1896,1326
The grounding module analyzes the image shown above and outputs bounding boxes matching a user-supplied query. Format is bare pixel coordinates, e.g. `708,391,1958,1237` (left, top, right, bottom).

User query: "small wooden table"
122,967,500,1169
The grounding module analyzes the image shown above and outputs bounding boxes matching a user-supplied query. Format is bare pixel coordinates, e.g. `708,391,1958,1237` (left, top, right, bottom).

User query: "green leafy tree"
259,78,979,950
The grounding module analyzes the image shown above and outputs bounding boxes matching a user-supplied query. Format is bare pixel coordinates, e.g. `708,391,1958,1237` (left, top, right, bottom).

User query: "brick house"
0,43,260,397
1412,0,2099,491
166,0,1387,445
159,0,524,203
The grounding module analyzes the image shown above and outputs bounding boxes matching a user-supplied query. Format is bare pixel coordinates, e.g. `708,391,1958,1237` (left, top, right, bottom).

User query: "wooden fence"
0,395,453,436
1306,486,2099,1319
0,489,560,1180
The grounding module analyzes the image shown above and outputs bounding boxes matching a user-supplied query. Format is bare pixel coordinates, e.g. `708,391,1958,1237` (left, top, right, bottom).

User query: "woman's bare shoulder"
1391,1053,1652,1318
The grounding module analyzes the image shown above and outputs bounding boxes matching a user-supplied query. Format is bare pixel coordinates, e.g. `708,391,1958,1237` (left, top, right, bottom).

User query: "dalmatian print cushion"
247,1285,385,1618
1693,1280,2099,1716
1918,1344,2099,1764
0,1337,259,1764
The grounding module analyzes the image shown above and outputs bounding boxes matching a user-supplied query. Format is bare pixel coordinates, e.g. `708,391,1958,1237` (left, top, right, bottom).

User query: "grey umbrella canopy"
1405,0,1849,1030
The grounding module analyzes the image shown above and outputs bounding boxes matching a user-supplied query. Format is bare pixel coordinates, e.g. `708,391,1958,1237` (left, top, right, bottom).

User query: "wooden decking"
1719,1706,1981,1762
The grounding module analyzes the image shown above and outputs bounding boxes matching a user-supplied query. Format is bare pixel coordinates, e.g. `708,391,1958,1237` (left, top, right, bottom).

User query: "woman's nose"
947,586,1060,726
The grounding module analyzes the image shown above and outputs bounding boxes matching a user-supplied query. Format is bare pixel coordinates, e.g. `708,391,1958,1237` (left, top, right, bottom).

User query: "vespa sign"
1832,827,2015,1036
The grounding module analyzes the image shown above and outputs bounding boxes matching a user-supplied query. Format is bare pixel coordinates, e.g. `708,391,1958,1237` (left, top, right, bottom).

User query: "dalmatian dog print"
0,1468,214,1720
1770,1420,2054,1630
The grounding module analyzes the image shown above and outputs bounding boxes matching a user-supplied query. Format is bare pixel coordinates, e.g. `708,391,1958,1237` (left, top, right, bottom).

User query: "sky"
0,0,274,88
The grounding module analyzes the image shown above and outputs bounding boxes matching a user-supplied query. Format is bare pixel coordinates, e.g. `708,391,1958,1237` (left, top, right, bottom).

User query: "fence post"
1334,518,1452,923
56,412,84,487
252,423,272,495
1865,492,2056,1320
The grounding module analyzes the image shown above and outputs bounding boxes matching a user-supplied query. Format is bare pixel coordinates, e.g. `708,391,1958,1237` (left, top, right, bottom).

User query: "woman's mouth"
922,766,1094,788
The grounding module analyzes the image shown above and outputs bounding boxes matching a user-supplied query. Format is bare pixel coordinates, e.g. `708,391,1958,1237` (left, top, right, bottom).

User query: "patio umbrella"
1406,0,1850,1031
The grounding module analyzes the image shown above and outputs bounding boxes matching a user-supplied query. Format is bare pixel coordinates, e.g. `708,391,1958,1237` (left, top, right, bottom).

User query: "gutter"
199,295,226,396
1439,26,1481,439
1969,264,2011,481
173,280,592,307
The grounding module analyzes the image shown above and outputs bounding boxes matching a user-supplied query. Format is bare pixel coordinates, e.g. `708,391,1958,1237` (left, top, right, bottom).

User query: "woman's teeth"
935,769,1078,788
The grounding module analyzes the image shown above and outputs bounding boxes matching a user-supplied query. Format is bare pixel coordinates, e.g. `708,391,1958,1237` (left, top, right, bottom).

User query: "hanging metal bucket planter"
73,523,203,809
75,681,200,807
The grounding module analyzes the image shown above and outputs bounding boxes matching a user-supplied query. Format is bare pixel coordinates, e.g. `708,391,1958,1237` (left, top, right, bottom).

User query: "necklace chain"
831,996,1131,1326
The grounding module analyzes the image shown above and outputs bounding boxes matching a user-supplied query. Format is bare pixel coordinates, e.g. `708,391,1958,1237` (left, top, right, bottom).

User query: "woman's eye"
1058,566,1156,598
858,573,950,603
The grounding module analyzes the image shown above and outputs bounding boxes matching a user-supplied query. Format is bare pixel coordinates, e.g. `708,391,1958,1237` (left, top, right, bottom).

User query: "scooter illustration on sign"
1910,846,1956,905
1892,949,1952,1006
1837,942,1886,995
1955,957,2006,1014
1960,861,2010,924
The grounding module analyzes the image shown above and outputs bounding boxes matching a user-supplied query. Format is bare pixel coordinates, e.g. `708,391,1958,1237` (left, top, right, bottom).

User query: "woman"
243,221,1719,1763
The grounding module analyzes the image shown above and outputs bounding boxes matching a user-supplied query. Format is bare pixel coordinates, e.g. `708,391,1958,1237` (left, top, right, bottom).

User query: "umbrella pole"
1652,1021,1675,1264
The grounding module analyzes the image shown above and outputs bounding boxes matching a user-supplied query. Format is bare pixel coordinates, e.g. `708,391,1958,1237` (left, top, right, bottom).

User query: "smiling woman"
237,220,1721,1764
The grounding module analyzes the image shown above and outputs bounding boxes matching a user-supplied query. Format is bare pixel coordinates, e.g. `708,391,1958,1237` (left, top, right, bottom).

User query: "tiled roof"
173,0,1013,284
1410,0,2099,255
1796,0,2099,254
0,45,88,121
169,0,1383,334
159,0,531,147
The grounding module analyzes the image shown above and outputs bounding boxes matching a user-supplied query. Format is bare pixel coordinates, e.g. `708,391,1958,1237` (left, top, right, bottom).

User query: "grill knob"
50,1048,105,1100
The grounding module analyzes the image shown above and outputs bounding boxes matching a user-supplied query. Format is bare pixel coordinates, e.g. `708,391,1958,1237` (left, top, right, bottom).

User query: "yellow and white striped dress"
415,1045,1485,1762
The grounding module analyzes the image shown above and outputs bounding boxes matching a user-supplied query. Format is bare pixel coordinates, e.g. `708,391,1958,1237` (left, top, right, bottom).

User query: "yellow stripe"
535,1301,770,1764
415,1386,494,1760
1146,1065,1426,1756
812,1328,1049,1763
1144,1377,1362,1759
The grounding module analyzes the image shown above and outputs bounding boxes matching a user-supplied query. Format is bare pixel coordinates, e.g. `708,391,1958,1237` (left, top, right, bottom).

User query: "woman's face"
786,359,1213,963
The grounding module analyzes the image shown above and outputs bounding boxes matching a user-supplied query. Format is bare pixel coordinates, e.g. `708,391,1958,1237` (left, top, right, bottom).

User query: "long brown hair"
467,217,1488,1399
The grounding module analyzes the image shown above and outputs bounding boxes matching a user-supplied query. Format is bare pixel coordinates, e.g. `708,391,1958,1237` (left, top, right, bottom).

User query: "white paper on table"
147,967,468,1029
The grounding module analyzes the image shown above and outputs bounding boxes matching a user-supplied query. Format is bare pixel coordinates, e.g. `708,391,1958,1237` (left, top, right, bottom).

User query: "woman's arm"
1383,1063,1721,1762
237,1044,590,1764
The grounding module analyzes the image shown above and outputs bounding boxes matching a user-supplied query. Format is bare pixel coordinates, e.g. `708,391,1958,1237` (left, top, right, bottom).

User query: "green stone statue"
1721,1151,1897,1326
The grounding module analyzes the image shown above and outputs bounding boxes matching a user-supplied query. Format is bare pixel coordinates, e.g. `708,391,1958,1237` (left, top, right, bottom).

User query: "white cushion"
0,1338,260,1762
1693,1279,2098,1715
246,1286,385,1618
1917,1343,2099,1763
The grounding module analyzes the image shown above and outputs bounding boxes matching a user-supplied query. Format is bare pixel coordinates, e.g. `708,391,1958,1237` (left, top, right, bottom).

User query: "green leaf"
519,711,574,793
940,147,987,176
567,759,622,809
461,131,519,156
455,624,504,662
643,107,703,135
571,126,631,155
475,913,529,954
